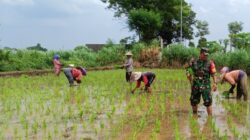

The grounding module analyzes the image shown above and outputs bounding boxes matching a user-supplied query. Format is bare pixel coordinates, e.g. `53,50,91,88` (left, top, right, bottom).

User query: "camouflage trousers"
190,83,212,107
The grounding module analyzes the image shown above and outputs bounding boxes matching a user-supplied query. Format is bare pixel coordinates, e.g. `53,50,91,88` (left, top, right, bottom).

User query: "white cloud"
227,0,250,13
60,0,106,14
198,6,210,14
0,0,34,6
229,0,250,6
71,0,105,6
26,0,107,16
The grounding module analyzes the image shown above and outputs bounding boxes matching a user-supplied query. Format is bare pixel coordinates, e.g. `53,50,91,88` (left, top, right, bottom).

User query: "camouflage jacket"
186,59,216,86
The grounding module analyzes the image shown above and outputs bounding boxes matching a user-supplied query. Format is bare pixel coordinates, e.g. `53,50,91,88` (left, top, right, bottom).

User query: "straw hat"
130,72,142,82
69,64,75,67
125,51,133,56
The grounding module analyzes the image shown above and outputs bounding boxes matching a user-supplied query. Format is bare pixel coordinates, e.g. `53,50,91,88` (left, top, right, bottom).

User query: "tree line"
102,0,250,50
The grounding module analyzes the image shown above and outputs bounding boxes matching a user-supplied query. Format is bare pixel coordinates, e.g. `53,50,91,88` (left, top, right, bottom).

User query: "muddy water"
211,91,234,138
2,75,250,140
195,91,250,139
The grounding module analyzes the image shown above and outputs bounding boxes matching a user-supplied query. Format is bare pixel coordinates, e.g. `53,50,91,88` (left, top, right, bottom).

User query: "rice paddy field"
1,69,250,140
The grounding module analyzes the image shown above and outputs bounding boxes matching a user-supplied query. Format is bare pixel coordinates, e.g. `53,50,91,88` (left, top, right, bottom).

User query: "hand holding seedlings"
219,67,248,101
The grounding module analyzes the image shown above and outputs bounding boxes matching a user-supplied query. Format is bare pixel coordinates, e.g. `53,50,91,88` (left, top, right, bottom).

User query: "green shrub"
210,52,230,69
211,49,250,71
227,50,249,71
97,44,125,66
162,44,199,65
1,42,250,72
131,42,146,59
207,41,224,53
71,48,97,67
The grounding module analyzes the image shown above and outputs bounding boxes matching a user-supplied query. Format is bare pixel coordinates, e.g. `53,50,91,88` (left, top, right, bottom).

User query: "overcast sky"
0,0,250,50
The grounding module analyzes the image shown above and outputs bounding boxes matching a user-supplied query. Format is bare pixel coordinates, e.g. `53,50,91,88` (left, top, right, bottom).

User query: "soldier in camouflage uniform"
186,48,217,116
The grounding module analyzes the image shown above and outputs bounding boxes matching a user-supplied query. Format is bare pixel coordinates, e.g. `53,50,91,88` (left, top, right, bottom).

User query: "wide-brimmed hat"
125,51,133,56
220,67,229,74
130,72,142,82
69,64,75,67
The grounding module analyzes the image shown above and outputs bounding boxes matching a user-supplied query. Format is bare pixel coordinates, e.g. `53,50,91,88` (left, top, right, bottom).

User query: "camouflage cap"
200,47,209,55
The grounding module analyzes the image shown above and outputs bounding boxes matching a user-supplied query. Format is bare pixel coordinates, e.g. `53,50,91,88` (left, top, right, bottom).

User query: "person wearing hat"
123,51,134,82
130,72,156,94
219,67,248,101
185,47,217,116
53,54,63,76
63,65,87,86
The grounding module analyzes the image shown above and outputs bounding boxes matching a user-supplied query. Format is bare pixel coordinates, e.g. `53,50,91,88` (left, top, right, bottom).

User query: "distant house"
86,44,105,52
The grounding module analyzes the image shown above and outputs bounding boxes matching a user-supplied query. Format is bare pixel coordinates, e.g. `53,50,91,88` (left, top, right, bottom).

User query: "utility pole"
180,0,183,45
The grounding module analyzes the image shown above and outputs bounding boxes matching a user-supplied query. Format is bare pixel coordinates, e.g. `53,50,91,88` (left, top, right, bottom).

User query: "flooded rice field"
0,69,250,140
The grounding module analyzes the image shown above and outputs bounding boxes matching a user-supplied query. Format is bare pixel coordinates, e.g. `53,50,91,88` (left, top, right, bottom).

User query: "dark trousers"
237,71,248,101
146,73,156,87
126,72,132,82
63,68,74,84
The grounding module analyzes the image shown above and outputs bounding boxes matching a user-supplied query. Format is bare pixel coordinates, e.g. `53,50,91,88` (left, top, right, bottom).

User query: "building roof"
85,44,105,52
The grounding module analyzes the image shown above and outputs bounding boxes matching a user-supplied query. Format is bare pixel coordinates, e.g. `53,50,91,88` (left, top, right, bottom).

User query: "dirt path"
0,66,117,77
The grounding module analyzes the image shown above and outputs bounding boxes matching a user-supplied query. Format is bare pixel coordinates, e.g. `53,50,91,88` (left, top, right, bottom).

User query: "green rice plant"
24,121,29,138
67,106,73,119
227,115,240,139
171,109,183,140
189,114,201,138
137,116,147,132
47,131,52,140
111,105,116,116
107,111,112,120
90,112,98,124
221,133,228,140
53,124,59,137
42,119,47,132
150,100,162,137
153,119,161,133
20,113,27,127
100,121,105,129
232,125,240,138
242,133,248,140
72,124,78,138
32,120,39,135
45,106,51,115
150,131,158,140
82,121,87,129
16,102,21,115
78,109,84,119
14,127,18,139
0,69,206,139
210,118,220,137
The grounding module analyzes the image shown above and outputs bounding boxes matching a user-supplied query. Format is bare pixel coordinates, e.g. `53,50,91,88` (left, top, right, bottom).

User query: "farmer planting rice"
130,72,156,94
185,48,217,116
123,51,133,82
53,54,63,76
219,67,248,101
63,64,87,86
